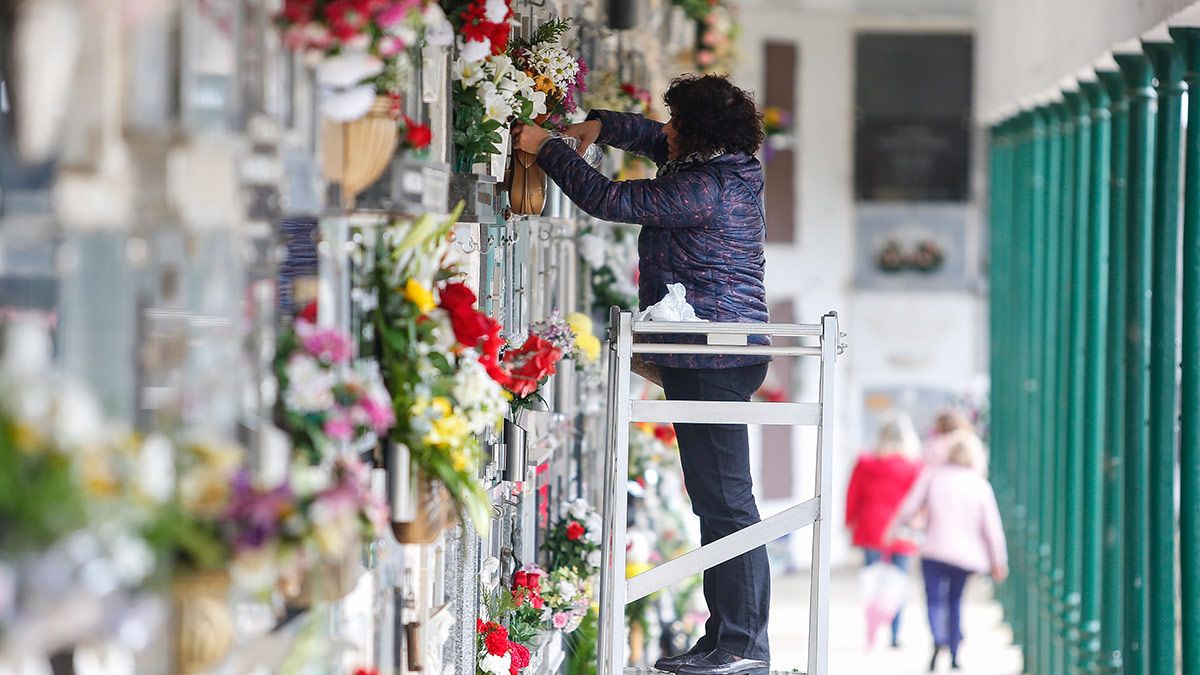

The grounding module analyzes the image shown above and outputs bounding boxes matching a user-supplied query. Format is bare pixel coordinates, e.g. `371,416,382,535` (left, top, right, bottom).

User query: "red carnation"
281,0,316,23
654,424,677,445
566,521,585,541
484,628,510,656
477,618,487,632
509,642,531,674
532,595,544,610
439,282,477,313
405,117,432,149
298,300,318,324
324,0,369,41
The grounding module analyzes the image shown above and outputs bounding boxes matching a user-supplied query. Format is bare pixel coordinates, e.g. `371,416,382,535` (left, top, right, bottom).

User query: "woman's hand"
562,119,601,156
512,123,551,155
991,564,1009,583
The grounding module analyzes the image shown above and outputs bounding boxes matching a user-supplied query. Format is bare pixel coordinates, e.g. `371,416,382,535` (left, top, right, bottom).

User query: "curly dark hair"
663,74,765,157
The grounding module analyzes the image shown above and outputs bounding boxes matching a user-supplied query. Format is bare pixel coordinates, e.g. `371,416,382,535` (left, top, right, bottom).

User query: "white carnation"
484,0,509,23
315,50,384,88
283,353,335,412
577,233,608,268
480,652,511,675
460,37,491,63
587,549,602,569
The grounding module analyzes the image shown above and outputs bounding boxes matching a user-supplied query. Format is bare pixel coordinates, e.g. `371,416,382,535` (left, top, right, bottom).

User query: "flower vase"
321,95,400,209
505,149,546,216
392,469,454,544
501,416,527,483
170,569,233,675
295,546,362,605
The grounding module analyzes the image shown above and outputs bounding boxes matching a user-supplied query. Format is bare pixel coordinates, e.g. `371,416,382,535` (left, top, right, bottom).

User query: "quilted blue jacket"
536,109,770,369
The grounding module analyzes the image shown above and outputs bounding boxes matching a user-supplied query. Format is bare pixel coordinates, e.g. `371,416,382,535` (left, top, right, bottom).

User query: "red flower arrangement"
512,568,545,610
438,282,563,406
455,0,513,57
565,521,585,542
477,620,531,675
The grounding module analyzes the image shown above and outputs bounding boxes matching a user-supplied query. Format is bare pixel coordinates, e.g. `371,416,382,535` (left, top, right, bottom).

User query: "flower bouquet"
365,209,508,533
477,619,532,675
278,0,453,121
544,498,602,575
508,18,587,130
583,71,650,116
286,457,387,603
762,105,793,162
506,565,549,644
275,319,396,464
540,566,592,634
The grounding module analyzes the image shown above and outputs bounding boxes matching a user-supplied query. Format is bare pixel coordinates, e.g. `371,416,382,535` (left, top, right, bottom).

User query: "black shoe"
929,645,942,672
950,653,960,670
654,646,710,673
676,649,769,675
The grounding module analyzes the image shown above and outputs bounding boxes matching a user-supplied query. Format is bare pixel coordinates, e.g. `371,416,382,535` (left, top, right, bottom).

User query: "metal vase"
502,416,527,482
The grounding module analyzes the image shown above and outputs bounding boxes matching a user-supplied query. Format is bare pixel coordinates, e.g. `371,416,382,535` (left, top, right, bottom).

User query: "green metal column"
1079,78,1110,672
1010,113,1034,656
1097,68,1129,673
1170,27,1200,675
1040,101,1065,675
1114,50,1156,675
1142,40,1184,675
1053,89,1079,675
1025,107,1049,664
1064,88,1092,672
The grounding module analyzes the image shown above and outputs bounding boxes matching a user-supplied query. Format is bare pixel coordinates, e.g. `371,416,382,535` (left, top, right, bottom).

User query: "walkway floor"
768,564,1024,674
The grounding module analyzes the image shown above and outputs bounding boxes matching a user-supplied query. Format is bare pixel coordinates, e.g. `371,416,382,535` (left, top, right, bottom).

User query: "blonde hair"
935,410,973,435
947,431,985,469
875,413,920,459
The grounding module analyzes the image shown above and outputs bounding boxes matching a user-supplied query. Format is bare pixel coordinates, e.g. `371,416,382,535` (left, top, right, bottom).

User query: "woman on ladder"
515,74,771,675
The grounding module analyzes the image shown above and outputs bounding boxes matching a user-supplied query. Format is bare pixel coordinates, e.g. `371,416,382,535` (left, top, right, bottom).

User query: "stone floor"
767,564,1024,674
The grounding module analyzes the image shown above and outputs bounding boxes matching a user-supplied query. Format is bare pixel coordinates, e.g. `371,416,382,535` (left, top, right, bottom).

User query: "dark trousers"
863,548,911,644
920,558,971,657
659,363,771,662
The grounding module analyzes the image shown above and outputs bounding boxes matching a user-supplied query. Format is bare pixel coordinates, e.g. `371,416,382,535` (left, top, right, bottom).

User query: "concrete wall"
734,0,985,568
976,0,1197,118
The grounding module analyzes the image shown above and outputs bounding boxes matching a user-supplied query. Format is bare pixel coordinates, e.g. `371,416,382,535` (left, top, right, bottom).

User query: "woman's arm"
980,483,1008,576
536,139,718,228
845,459,863,529
584,110,669,164
884,469,930,542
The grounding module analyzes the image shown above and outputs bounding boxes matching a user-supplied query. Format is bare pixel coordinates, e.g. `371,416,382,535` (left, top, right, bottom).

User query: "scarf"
657,148,726,177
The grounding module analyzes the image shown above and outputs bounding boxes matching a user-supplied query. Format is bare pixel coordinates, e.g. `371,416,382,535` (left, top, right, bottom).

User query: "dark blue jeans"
659,363,771,662
863,548,911,644
921,558,971,657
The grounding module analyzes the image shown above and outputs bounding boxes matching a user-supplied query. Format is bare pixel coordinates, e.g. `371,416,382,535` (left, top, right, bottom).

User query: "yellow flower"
566,312,593,336
763,106,783,128
425,414,469,448
451,449,469,472
430,397,454,417
626,561,654,579
12,421,44,454
411,396,431,416
576,333,601,362
534,75,557,95
404,278,437,314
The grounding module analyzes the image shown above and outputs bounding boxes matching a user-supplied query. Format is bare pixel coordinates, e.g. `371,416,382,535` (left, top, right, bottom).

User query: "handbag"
506,148,546,215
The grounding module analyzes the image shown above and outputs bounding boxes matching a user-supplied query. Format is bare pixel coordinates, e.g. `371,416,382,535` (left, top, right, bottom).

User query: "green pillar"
1114,50,1156,675
1064,87,1091,670
1142,40,1184,675
1079,78,1110,672
1040,101,1065,675
1097,68,1129,673
1169,27,1200,675
1052,89,1079,674
1026,106,1049,663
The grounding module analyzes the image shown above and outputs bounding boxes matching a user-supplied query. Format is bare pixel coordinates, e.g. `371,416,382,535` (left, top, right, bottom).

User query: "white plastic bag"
635,283,707,322
859,561,910,647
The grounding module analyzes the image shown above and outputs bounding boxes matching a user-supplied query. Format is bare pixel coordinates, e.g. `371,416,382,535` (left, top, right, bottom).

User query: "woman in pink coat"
888,432,1007,671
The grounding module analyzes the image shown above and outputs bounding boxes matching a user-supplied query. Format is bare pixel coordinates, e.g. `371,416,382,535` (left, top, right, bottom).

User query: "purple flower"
223,471,295,552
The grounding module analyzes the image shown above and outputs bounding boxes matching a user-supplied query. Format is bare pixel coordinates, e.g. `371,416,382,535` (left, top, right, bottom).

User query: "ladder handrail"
598,309,840,675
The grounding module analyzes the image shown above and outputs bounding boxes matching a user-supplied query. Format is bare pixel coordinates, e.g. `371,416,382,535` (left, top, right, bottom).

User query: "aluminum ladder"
597,309,842,675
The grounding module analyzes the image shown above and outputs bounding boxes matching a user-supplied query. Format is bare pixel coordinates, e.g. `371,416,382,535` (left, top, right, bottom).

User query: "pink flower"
696,50,715,68
296,320,352,364
552,612,571,629
375,1,415,28
359,394,395,434
377,35,406,58
325,413,354,440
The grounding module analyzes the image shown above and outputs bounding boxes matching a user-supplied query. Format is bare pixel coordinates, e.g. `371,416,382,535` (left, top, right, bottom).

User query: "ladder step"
629,400,821,426
631,344,823,357
631,320,823,337
623,669,805,675
619,662,806,667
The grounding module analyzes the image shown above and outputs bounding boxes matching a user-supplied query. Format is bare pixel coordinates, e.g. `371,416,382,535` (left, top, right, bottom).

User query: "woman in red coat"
845,413,924,648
